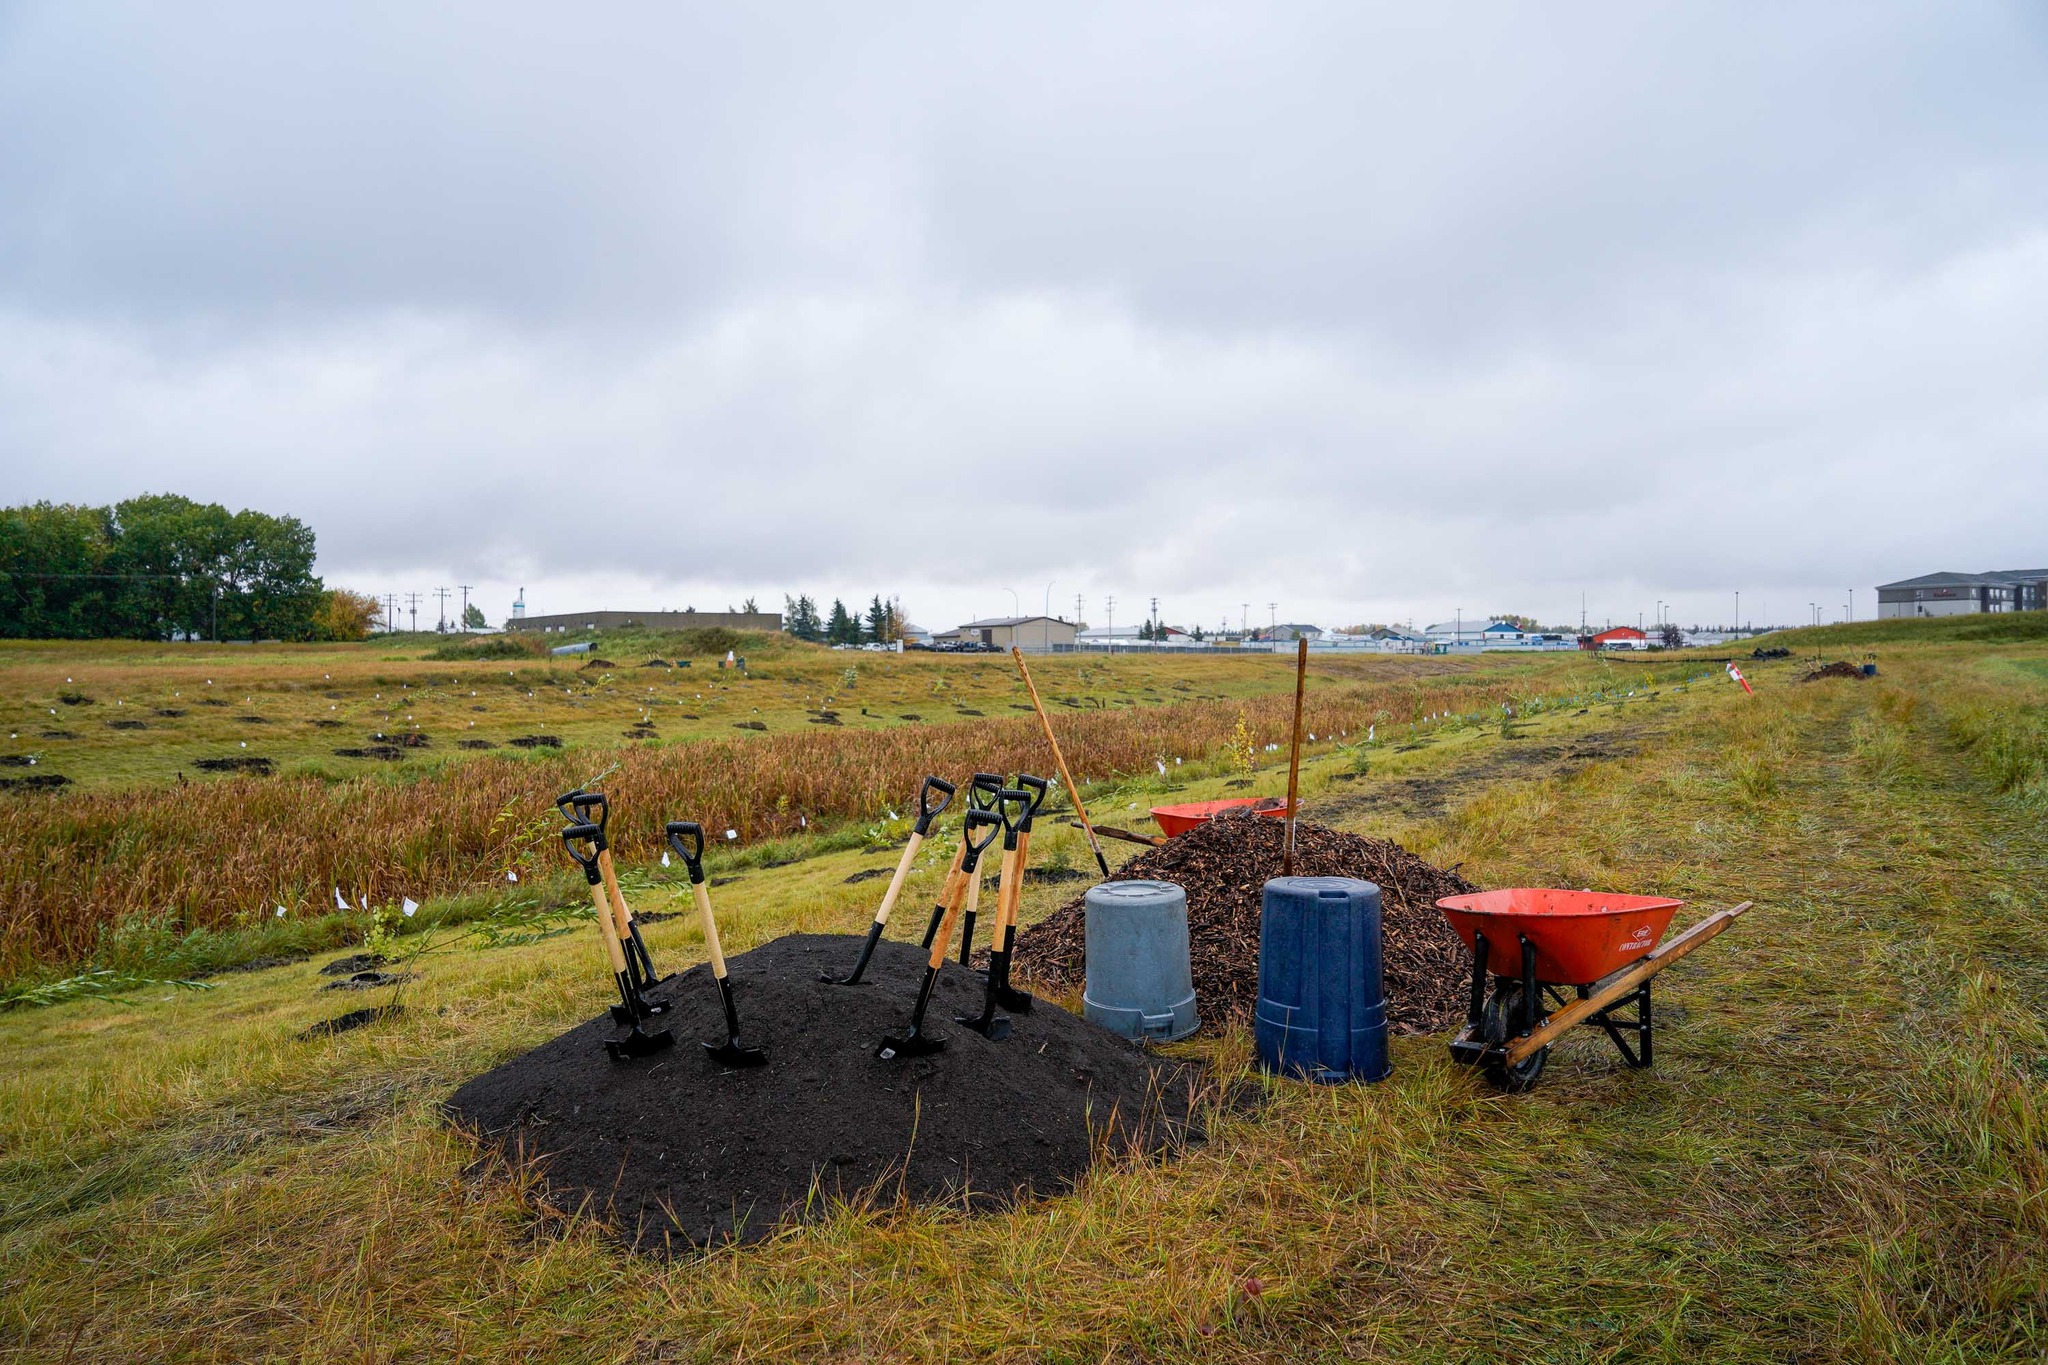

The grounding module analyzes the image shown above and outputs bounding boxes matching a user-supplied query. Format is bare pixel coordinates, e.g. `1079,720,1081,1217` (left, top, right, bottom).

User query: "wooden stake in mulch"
1013,646,1110,877
1281,636,1308,876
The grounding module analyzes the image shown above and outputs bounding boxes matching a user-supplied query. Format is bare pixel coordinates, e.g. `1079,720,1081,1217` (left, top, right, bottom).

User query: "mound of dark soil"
733,720,767,732
0,774,69,791
397,731,430,748
39,730,76,740
0,755,31,767
1801,660,1866,682
508,734,562,749
458,738,499,750
236,714,269,724
447,933,1205,1253
1010,809,1476,1036
579,658,616,670
320,953,390,976
155,708,186,717
196,697,230,707
333,746,403,761
299,1003,403,1039
194,755,275,774
106,719,147,730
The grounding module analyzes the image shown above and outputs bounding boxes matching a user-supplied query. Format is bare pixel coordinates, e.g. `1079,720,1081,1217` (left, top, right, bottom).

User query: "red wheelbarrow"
1150,797,1289,839
1437,889,1752,1092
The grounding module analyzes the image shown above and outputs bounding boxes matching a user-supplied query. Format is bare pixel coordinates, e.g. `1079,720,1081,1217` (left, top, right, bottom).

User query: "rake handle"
1011,647,1110,877
1281,636,1307,877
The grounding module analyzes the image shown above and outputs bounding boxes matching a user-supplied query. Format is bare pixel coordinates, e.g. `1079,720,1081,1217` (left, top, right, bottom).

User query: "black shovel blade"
822,921,885,985
605,1026,675,1062
876,1028,945,1060
953,1009,1012,1040
703,1036,768,1067
993,985,1035,1013
610,998,670,1026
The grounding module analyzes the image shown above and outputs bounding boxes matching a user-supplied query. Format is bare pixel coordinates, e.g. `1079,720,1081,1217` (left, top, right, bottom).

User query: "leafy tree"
0,494,325,640
462,602,486,630
742,596,758,613
315,589,383,641
1659,623,1685,649
826,598,860,645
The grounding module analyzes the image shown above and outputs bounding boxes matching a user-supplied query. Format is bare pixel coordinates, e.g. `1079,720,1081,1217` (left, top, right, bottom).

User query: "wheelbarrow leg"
1468,931,1490,1030
1517,935,1539,1038
1584,981,1654,1068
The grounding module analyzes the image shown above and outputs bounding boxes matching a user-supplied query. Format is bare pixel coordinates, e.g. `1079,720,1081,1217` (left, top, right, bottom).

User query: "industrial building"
1875,570,2047,618
505,609,783,634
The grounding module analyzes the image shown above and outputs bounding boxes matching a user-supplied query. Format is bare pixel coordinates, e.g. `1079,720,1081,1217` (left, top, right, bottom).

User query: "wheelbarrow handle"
560,821,604,882
913,776,956,835
663,821,707,884
555,788,608,840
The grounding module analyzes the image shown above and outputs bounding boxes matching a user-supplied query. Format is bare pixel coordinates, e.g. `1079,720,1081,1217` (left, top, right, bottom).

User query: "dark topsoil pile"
1801,660,1867,682
446,933,1204,1253
1011,809,1477,1035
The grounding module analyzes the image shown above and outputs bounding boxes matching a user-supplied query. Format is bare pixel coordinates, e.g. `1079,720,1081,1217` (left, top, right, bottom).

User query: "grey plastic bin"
1083,879,1200,1042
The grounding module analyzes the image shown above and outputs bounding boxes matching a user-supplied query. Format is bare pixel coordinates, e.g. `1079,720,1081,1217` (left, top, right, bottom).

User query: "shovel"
946,773,1003,965
561,821,674,1060
877,807,1002,1060
955,781,1038,1038
556,788,667,996
923,773,1003,951
665,821,769,1068
821,775,956,984
987,773,1048,1014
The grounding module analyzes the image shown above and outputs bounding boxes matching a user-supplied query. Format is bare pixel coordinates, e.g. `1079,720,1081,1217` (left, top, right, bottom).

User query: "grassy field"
1,622,2044,1360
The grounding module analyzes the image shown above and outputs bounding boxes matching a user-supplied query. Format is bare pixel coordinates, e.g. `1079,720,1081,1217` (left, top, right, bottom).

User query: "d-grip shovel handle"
968,773,1003,812
556,788,608,841
561,821,604,881
960,806,1002,868
663,821,707,884
1012,773,1050,830
995,787,1032,849
913,776,956,836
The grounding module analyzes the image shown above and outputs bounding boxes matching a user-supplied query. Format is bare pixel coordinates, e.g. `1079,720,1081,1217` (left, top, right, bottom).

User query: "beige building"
932,616,1079,652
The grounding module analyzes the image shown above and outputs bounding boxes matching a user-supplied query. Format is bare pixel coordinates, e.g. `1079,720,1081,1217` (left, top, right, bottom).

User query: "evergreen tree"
826,598,859,645
864,595,892,644
783,594,824,641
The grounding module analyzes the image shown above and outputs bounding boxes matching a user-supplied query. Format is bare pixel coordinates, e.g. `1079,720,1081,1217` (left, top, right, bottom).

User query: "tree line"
783,593,902,646
0,495,377,641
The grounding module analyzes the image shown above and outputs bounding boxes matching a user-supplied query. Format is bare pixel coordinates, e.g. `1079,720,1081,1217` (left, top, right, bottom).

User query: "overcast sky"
3,2,2044,633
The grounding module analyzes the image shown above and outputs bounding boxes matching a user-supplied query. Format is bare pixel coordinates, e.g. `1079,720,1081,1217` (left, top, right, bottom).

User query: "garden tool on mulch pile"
1013,646,1111,877
557,788,668,998
561,821,674,1061
988,773,1048,1012
665,820,768,1067
822,775,956,985
923,772,1002,953
956,777,1046,1038
878,806,1002,1060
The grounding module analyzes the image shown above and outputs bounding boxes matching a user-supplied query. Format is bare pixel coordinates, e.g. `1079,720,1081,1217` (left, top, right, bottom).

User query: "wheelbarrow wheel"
1480,979,1549,1093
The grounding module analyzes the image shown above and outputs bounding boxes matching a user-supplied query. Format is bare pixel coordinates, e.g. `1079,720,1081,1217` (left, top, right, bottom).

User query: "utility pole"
1848,588,1854,622
1150,596,1159,640
1241,603,1248,640
1735,590,1740,634
433,586,451,633
458,584,474,632
405,592,421,634
1268,602,1277,641
1106,596,1115,652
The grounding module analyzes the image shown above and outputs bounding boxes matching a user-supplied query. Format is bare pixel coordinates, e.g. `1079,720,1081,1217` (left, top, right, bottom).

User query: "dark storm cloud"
2,2,2044,630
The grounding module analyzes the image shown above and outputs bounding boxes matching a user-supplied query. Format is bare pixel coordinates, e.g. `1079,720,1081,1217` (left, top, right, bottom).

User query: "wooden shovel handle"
869,830,924,929
588,880,629,974
595,846,635,939
1012,647,1109,876
692,881,730,980
925,857,977,972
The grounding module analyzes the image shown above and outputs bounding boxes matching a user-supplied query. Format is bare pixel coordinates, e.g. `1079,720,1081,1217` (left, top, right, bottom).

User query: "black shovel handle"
561,821,604,882
1012,773,1050,831
995,787,1032,849
960,807,1002,870
664,820,707,884
913,776,956,835
968,773,1003,812
555,788,609,844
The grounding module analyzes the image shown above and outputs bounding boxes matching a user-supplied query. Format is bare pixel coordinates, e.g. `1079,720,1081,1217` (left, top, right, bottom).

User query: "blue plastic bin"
1253,876,1391,1083
1082,880,1200,1042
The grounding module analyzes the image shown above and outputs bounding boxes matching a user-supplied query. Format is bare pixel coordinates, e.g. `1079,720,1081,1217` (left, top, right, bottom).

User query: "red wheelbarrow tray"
1149,797,1290,839
1436,889,1684,986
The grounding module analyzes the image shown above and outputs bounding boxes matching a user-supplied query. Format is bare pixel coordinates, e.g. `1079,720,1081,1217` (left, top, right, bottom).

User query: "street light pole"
1043,580,1055,654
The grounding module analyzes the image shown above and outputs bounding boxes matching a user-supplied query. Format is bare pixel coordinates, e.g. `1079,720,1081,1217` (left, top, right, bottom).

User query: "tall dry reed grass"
1,676,1517,973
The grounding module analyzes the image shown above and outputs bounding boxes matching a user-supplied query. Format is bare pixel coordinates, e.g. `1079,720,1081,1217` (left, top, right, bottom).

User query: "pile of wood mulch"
1009,809,1477,1035
1801,660,1867,682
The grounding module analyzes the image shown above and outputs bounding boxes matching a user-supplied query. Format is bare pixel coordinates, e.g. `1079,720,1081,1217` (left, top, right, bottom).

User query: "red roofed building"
1584,626,1650,650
